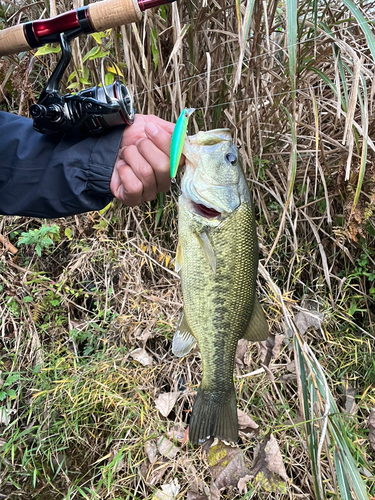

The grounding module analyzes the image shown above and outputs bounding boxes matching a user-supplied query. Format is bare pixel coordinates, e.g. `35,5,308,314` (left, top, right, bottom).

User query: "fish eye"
225,152,237,164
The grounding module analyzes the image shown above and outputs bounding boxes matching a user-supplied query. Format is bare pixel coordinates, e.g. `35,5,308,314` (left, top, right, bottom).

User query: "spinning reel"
30,32,134,135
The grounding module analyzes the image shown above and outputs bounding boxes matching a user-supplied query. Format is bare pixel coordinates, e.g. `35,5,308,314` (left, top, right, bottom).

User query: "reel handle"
0,0,176,57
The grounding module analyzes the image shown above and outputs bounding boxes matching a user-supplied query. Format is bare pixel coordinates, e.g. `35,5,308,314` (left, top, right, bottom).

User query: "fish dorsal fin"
242,297,269,342
196,231,216,273
175,240,183,273
172,310,197,357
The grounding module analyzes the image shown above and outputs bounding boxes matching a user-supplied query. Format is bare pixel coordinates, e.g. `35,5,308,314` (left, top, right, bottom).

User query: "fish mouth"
192,202,221,219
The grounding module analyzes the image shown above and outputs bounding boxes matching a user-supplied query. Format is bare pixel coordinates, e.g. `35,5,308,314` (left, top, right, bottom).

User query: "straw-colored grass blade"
234,0,256,90
351,72,368,216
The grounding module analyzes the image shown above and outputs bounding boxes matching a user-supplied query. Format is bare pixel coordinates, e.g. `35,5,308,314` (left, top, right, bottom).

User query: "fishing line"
188,82,328,111
133,16,375,101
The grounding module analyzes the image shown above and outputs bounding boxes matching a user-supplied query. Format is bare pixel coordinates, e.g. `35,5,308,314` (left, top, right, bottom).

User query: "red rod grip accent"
32,11,80,39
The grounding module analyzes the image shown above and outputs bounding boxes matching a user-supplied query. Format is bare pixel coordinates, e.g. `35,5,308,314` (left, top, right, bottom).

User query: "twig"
0,233,18,254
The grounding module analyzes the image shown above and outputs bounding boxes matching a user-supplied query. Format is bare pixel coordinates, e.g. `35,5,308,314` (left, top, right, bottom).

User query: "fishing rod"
0,0,174,57
0,0,176,135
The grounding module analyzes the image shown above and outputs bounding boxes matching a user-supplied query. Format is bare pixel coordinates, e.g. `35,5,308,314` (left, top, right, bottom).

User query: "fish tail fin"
188,387,238,445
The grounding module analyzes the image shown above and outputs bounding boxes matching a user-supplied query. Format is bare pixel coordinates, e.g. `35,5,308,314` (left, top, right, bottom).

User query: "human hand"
110,114,179,206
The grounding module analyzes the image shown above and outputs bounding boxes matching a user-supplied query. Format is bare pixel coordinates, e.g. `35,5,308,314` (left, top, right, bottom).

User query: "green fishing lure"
170,108,195,179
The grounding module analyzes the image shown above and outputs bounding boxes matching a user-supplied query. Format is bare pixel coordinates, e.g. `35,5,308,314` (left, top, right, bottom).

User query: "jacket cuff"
87,127,124,195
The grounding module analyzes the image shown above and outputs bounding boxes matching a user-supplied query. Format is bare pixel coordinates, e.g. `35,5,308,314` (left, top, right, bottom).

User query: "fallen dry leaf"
368,409,375,452
235,339,249,368
251,433,289,493
342,378,357,414
260,334,285,365
237,409,259,435
208,440,250,490
129,347,153,366
209,481,221,500
155,391,180,417
140,457,171,486
187,489,208,500
237,474,253,494
157,436,180,459
294,309,323,336
145,440,158,464
153,478,180,500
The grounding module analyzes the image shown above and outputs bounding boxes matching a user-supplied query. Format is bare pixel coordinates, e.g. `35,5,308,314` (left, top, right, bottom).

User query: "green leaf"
82,46,100,63
79,77,91,85
90,50,110,60
23,296,33,303
104,72,115,86
91,32,108,44
5,373,20,386
67,70,77,83
334,448,353,500
151,28,159,70
339,0,375,62
99,202,112,215
64,228,72,240
67,82,79,90
35,44,61,56
285,0,297,94
159,5,167,20
6,389,17,399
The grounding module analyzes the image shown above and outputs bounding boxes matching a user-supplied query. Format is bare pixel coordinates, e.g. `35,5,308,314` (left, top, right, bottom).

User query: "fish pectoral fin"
175,240,183,274
172,311,197,358
196,231,216,273
242,297,269,342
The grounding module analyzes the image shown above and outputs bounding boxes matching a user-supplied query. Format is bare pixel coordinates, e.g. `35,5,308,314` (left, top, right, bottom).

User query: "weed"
17,224,60,257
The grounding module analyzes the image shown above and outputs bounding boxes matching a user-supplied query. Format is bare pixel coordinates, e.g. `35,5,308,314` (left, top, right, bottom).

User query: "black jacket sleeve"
0,111,124,218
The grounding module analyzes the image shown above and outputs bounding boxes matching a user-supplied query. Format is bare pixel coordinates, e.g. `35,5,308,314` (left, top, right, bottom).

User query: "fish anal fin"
172,311,197,358
242,297,269,342
196,231,216,273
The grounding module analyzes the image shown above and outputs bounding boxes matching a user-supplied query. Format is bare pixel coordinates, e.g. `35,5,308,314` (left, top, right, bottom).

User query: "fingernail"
145,123,159,137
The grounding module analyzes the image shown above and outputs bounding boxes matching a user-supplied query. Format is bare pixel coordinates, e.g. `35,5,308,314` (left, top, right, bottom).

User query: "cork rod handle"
88,0,142,31
0,24,31,57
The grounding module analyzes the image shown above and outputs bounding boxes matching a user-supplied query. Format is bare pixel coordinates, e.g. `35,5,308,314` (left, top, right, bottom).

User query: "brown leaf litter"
155,391,181,417
250,433,289,494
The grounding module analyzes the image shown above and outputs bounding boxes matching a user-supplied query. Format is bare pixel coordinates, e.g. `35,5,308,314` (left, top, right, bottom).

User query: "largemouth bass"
173,129,269,445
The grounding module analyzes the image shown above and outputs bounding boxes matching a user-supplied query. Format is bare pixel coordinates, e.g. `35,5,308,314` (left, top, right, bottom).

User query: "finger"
122,145,158,202
145,114,175,135
136,138,170,192
145,122,186,170
112,160,144,207
144,122,174,157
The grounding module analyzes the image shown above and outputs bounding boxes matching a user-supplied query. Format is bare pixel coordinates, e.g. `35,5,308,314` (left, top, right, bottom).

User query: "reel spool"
75,57,134,134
